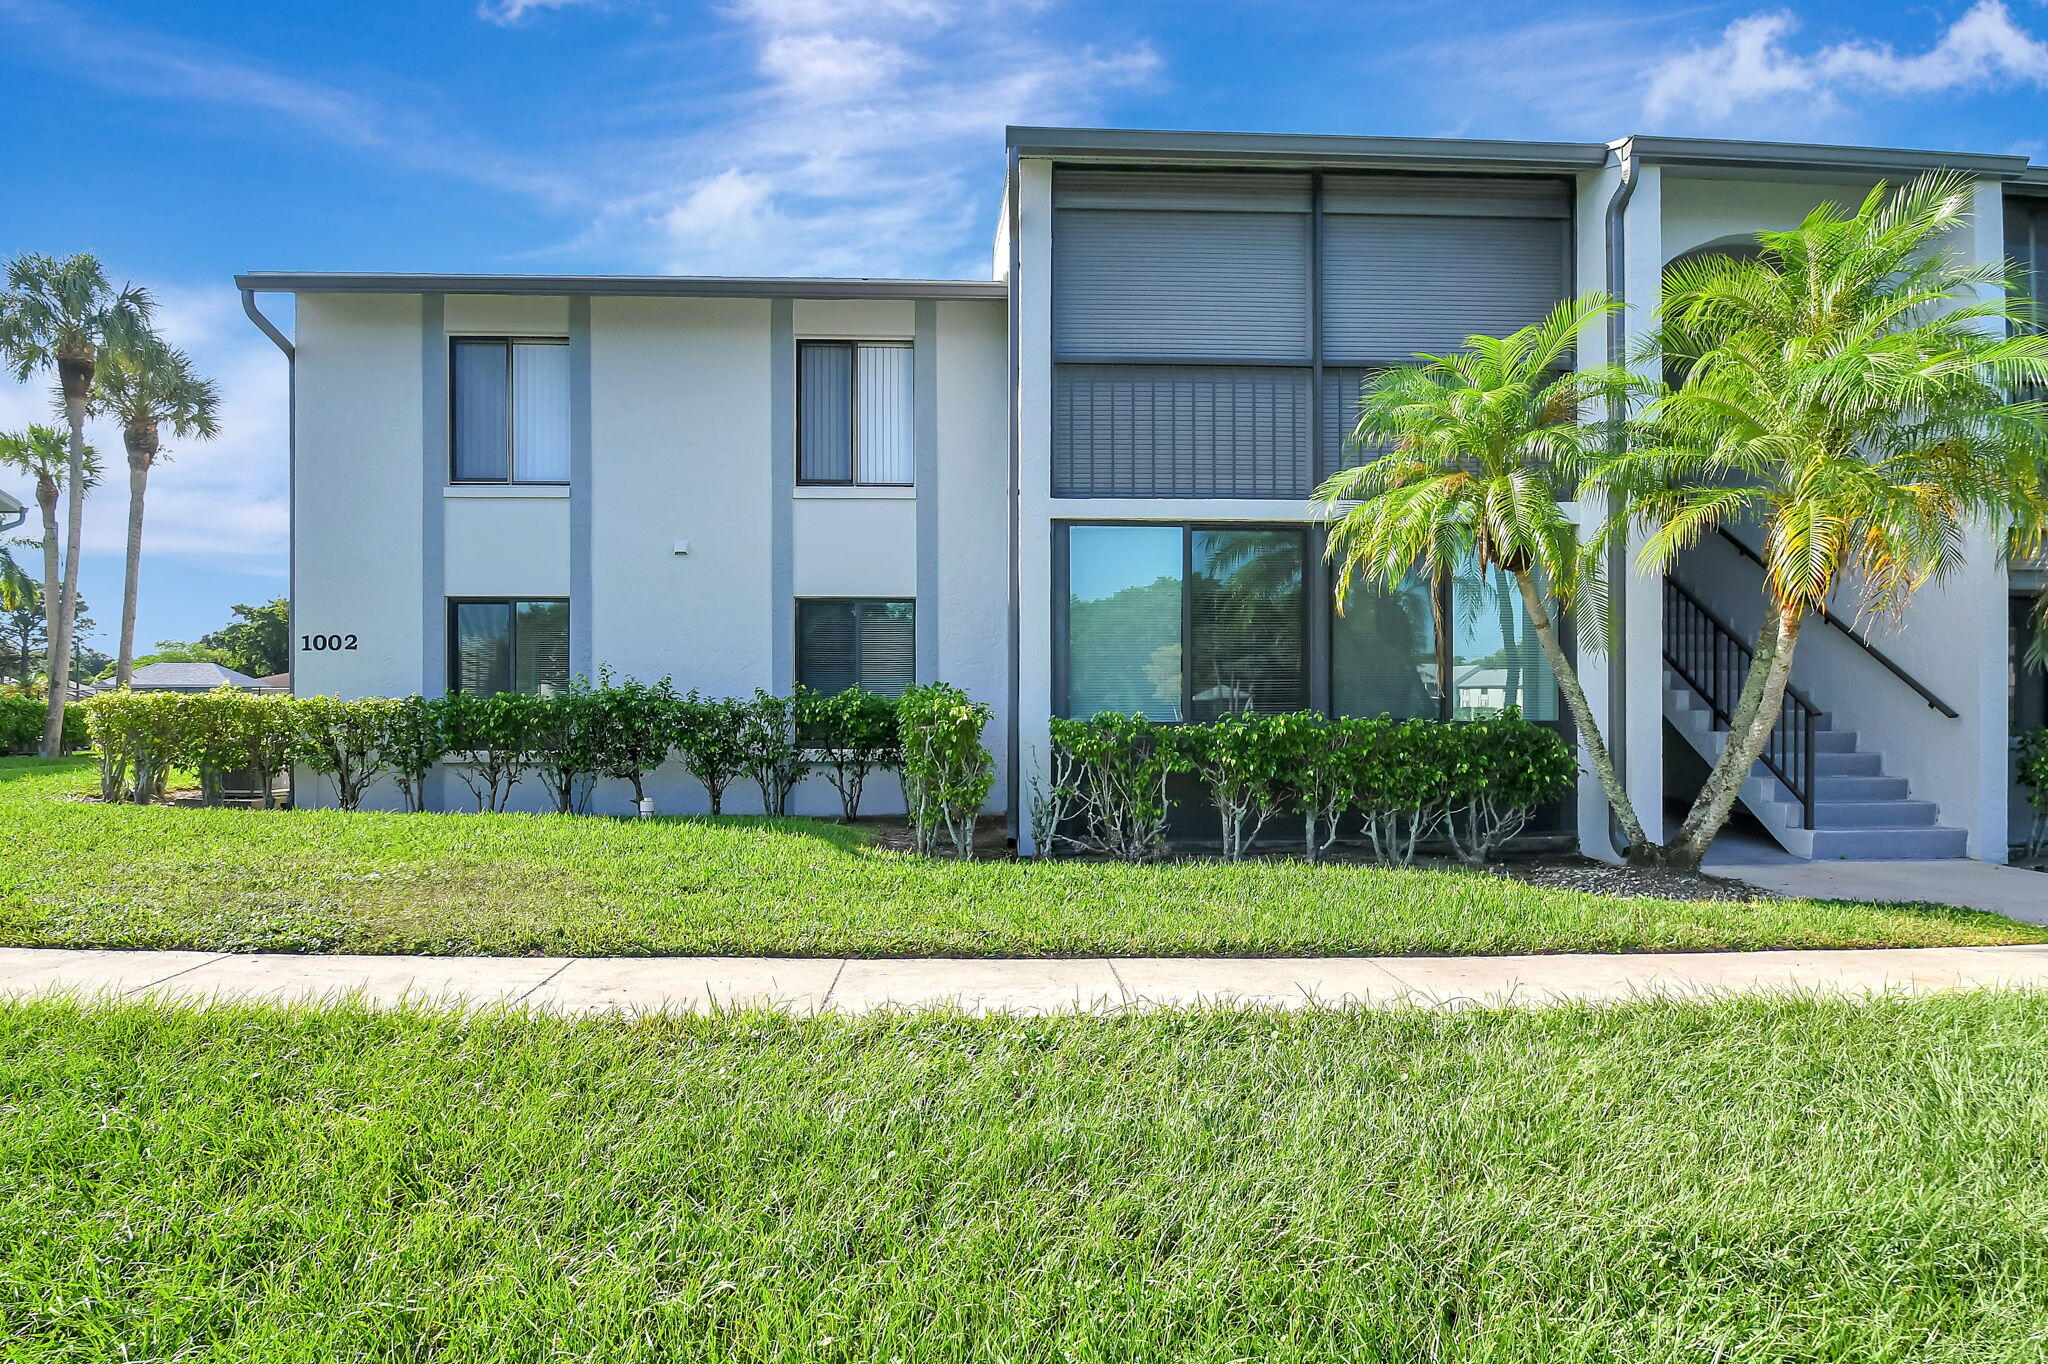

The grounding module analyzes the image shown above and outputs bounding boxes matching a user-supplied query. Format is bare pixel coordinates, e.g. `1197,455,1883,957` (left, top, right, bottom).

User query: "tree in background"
199,597,289,678
0,254,153,753
91,335,219,687
0,426,100,700
1599,171,2048,869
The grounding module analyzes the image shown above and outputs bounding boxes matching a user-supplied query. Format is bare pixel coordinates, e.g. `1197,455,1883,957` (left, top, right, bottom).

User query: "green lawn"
0,755,2036,958
7,993,2048,1360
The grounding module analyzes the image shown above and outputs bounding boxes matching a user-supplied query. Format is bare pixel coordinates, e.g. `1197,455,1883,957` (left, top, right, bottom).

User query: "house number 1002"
301,634,358,652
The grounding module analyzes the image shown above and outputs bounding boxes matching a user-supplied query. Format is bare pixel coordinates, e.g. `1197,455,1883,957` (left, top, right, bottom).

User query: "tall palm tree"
0,254,153,750
1314,294,1655,851
91,337,220,687
1598,171,2048,869
0,426,100,699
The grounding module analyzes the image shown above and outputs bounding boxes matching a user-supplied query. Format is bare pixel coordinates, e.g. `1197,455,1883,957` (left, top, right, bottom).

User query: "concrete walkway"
1712,859,2048,924
7,943,2048,1016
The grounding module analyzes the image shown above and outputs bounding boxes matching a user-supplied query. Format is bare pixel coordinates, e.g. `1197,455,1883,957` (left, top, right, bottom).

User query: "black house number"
301,634,359,652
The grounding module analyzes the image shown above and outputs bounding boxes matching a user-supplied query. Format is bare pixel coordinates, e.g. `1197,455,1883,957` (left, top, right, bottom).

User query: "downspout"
1004,146,1023,845
1600,141,1638,860
241,289,296,691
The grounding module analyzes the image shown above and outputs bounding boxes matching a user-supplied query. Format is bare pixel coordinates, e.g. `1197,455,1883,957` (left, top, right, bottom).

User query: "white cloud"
1647,1,2048,124
583,0,1159,276
476,0,609,26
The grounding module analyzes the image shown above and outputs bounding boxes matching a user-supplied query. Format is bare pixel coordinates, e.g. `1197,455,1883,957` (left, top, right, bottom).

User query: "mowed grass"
0,755,2036,957
8,993,2048,1361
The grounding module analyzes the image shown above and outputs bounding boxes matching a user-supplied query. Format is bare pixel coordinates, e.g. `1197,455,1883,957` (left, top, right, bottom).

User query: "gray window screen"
1321,214,1568,364
1054,364,1312,498
449,599,569,696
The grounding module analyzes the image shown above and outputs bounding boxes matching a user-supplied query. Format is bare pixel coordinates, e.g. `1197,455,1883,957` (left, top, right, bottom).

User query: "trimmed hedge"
0,695,87,755
1036,709,1572,866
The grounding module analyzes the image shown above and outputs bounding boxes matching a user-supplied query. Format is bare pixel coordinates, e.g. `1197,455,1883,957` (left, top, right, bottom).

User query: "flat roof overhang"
1007,126,2038,184
235,272,1007,300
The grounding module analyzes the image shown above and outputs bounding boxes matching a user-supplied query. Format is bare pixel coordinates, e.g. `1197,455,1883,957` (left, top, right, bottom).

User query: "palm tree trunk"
1509,568,1650,855
1659,600,1807,870
116,431,153,689
34,476,59,714
44,378,90,757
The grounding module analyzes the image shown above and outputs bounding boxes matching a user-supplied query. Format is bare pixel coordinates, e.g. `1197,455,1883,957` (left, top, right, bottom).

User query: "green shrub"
1182,712,1288,860
1352,718,1453,866
670,691,749,815
803,687,900,822
0,696,83,755
380,695,446,813
293,695,400,811
1441,708,1575,865
2019,728,2048,860
80,689,193,803
529,678,607,815
433,690,539,812
899,682,995,858
738,687,813,816
187,687,298,808
1034,713,1187,862
1266,712,1378,862
588,669,678,810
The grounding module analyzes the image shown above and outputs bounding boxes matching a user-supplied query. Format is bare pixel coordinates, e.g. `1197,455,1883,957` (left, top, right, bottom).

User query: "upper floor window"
452,338,570,484
449,598,569,695
798,341,913,486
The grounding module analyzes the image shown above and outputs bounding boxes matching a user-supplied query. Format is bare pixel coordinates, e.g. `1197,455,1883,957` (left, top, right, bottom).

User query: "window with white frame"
797,341,913,486
451,338,571,484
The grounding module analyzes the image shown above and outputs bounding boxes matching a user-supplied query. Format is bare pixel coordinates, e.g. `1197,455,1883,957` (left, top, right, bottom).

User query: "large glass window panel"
1331,571,1440,719
1189,529,1305,719
1065,525,1182,720
513,600,571,694
798,344,855,483
452,341,510,481
511,342,571,483
857,599,916,696
1448,567,1557,720
453,601,513,695
855,344,914,485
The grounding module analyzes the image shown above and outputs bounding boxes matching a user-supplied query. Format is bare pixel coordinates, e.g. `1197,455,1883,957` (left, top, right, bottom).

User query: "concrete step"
1811,730,1860,753
1813,800,1942,829
1814,751,1882,776
1814,775,1911,802
1802,826,1971,861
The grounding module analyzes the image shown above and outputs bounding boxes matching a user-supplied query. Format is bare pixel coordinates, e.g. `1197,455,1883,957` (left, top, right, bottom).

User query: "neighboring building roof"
127,661,265,691
257,671,291,692
235,272,1008,300
0,486,23,533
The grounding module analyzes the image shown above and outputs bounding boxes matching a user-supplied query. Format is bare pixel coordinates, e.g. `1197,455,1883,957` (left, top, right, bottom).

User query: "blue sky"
5,0,2048,654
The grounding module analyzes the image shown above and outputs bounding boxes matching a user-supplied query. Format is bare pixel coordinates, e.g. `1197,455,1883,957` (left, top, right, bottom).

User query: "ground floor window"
2015,594,2046,731
797,598,916,697
1058,522,1559,724
448,599,570,695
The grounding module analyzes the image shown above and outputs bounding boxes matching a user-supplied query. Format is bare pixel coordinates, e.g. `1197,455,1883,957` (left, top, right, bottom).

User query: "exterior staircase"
1662,668,1968,860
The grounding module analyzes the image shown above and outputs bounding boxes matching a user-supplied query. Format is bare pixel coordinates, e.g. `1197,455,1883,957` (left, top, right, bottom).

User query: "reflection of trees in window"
1068,576,1183,720
1190,530,1304,719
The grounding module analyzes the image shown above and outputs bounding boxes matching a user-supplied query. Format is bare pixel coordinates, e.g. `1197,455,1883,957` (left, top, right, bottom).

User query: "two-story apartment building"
243,126,2048,863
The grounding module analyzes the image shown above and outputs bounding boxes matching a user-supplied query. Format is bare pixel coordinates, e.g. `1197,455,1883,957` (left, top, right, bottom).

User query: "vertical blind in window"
798,342,913,485
796,599,917,697
450,339,571,483
1064,524,1183,721
450,599,570,696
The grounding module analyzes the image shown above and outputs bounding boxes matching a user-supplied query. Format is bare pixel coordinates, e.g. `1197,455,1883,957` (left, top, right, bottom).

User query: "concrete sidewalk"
7,944,2048,1015
1711,859,2048,924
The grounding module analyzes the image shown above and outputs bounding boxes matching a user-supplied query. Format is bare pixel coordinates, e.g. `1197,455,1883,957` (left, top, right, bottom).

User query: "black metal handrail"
1663,576,1821,829
1714,529,1959,719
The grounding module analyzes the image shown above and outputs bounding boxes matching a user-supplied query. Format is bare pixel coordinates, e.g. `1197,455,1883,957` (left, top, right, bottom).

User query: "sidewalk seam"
512,959,575,1005
123,953,234,997
820,959,848,1010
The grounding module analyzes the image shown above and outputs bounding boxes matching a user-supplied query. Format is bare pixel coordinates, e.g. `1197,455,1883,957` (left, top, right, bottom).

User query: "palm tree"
91,336,220,687
1314,293,1654,851
0,254,153,750
1598,171,2048,869
0,426,100,700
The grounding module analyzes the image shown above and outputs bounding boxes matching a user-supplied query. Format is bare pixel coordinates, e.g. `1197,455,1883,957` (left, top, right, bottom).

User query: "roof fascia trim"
235,273,1008,300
